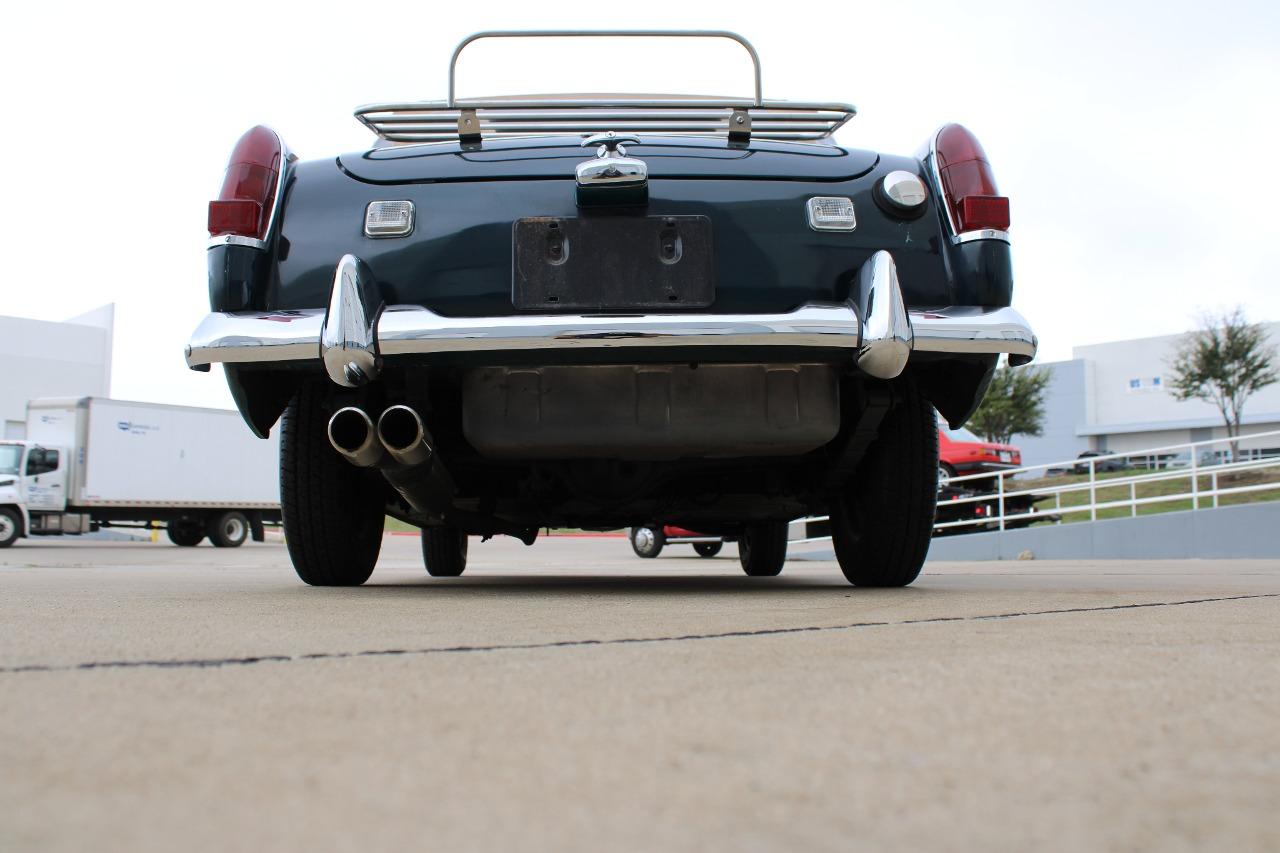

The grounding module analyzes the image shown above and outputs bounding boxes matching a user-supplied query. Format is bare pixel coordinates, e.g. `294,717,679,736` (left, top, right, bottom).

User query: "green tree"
967,362,1050,445
1167,308,1277,462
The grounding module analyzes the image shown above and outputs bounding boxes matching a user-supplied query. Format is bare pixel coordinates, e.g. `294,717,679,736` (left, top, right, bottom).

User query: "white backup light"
364,200,415,238
881,171,928,210
806,196,857,231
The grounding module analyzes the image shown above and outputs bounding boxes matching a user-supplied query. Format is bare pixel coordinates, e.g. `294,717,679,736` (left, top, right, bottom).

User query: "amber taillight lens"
208,126,283,242
934,123,1010,233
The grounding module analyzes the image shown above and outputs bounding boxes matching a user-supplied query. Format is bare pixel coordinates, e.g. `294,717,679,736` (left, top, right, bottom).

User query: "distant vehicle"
0,398,281,548
1073,450,1127,474
937,424,1021,485
629,525,727,559
933,487,1058,534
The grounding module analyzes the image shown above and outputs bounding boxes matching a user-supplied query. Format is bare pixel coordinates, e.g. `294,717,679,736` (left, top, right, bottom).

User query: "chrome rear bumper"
185,250,1037,385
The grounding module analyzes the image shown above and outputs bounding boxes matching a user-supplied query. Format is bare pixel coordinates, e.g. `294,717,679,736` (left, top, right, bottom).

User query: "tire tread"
280,384,384,586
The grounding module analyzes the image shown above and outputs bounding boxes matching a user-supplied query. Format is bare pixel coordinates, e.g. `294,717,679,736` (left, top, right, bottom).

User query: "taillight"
933,124,1009,234
208,126,283,243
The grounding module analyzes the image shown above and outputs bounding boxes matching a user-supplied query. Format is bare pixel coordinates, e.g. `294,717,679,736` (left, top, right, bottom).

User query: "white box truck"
0,397,281,548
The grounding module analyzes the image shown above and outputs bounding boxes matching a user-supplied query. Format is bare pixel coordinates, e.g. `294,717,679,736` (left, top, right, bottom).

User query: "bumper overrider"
185,250,1037,387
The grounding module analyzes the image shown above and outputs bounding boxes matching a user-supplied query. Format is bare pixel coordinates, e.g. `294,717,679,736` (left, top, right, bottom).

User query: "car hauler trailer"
0,397,281,547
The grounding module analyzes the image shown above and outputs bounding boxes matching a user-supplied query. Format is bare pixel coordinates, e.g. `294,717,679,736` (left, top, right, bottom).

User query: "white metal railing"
791,428,1280,542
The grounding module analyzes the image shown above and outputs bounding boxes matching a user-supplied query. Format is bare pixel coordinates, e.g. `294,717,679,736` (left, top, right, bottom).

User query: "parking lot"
2,535,1278,851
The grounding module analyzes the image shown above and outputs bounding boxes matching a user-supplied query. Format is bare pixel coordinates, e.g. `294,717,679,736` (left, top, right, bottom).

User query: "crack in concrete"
4,593,1278,675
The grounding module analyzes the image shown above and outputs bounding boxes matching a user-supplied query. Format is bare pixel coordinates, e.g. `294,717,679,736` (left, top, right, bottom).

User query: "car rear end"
186,30,1036,588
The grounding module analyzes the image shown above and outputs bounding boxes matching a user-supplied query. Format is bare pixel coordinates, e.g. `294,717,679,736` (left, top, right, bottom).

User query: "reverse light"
365,200,415,238
932,124,1009,236
208,126,283,245
806,196,857,232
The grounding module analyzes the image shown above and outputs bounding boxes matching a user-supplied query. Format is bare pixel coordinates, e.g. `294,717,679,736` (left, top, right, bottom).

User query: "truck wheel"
208,511,249,548
630,526,665,558
167,521,204,547
738,522,787,576
280,384,385,586
693,541,722,558
0,508,20,548
830,379,938,587
421,526,468,577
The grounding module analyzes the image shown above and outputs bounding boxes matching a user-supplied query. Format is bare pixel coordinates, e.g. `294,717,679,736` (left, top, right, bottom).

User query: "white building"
0,305,114,439
1017,322,1280,465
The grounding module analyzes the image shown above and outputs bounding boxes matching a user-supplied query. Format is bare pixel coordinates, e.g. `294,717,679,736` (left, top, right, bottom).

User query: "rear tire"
0,508,21,548
208,511,249,548
167,520,204,547
830,379,938,587
693,541,722,558
630,526,665,558
280,384,385,586
421,526,468,577
738,522,787,576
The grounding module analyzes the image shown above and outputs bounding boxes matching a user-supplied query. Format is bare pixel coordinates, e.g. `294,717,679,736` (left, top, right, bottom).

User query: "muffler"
327,407,384,467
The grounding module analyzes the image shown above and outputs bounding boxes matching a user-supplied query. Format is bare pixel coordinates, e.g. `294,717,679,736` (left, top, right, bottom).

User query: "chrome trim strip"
953,229,1009,244
910,306,1037,360
207,234,267,250
926,127,960,236
320,255,383,386
855,251,913,379
448,31,765,107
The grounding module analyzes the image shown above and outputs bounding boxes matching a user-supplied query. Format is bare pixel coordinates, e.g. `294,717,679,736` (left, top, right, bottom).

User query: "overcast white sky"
2,0,1278,410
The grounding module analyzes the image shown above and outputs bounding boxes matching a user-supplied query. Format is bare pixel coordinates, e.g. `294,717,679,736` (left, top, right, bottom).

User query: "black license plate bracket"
513,215,714,311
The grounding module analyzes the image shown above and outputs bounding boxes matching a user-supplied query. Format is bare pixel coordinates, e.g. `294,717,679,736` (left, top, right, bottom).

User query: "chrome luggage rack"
354,31,856,145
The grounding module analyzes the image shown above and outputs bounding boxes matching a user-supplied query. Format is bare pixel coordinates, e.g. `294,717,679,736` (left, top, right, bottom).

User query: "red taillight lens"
208,126,282,241
958,196,1010,231
208,200,261,236
934,123,1009,234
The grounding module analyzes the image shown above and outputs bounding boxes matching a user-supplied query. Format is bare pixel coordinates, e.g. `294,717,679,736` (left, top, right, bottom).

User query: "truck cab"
0,441,84,547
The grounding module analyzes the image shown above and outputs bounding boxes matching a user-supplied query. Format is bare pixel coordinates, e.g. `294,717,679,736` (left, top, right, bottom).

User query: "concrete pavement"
2,536,1278,851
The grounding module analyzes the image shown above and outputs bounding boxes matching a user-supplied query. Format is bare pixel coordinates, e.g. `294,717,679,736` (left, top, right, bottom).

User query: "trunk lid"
338,135,878,184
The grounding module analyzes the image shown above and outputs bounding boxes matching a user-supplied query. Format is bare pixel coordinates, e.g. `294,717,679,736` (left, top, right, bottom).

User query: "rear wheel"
693,541,722,558
831,379,938,587
421,526,468,577
0,508,21,548
280,384,385,586
167,520,204,547
630,526,665,558
738,522,787,576
208,511,249,548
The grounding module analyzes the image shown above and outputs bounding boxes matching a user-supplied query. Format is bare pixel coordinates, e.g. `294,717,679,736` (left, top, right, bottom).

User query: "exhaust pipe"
331,403,537,546
375,405,456,513
327,407,384,467
376,405,435,466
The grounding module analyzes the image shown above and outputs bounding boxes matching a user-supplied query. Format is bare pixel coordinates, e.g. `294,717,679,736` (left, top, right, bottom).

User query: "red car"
937,424,1021,486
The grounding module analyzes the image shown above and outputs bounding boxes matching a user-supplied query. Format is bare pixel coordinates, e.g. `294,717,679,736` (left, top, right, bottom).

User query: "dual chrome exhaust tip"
327,405,432,468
